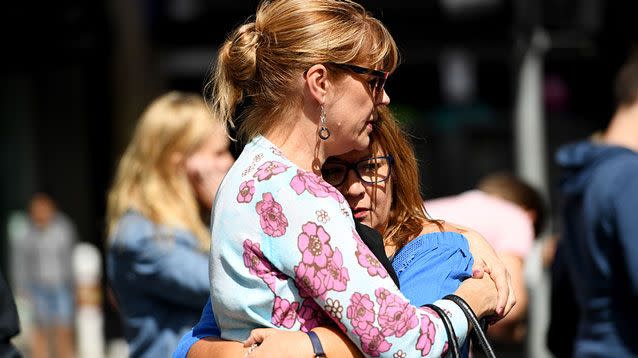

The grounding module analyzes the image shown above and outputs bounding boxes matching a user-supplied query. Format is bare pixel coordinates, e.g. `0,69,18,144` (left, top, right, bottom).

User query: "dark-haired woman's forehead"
328,147,389,164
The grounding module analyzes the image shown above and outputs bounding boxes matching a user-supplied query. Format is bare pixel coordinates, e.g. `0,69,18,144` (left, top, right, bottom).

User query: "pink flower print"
260,270,288,293
356,243,388,279
318,248,349,292
298,222,333,267
271,296,299,329
415,313,437,356
255,193,288,237
419,306,437,317
254,161,289,181
294,262,328,298
290,170,345,203
242,239,270,276
359,326,392,357
293,280,312,299
242,239,285,292
375,288,418,338
297,298,333,332
236,180,255,203
347,293,376,335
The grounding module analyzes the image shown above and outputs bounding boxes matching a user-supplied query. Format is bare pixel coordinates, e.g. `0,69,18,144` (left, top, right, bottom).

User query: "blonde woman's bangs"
366,19,399,72
345,17,398,73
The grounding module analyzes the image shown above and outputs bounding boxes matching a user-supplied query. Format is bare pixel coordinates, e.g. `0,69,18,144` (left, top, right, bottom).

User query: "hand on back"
445,223,516,319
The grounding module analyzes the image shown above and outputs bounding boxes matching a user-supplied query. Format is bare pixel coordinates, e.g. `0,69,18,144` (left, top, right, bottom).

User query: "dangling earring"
318,105,331,140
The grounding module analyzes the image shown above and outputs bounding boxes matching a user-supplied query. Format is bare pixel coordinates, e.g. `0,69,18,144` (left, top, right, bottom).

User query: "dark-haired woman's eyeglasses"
328,63,389,102
321,155,394,187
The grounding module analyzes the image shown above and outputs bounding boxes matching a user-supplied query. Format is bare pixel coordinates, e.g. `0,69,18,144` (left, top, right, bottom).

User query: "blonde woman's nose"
378,90,390,106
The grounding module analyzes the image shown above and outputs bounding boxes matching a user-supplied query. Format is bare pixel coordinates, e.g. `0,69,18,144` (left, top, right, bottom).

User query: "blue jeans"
30,284,74,327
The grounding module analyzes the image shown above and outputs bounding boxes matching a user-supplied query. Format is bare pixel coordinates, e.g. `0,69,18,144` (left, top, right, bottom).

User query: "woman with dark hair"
187,0,514,356
177,107,508,357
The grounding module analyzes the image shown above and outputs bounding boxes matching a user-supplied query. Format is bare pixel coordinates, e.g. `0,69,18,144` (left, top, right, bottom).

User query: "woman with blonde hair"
195,0,515,356
175,108,497,358
106,91,234,357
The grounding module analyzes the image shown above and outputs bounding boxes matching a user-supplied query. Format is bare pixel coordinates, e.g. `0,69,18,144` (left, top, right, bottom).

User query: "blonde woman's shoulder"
108,211,156,247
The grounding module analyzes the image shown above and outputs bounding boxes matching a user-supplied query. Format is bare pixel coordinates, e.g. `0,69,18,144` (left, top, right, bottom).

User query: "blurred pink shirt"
425,190,534,258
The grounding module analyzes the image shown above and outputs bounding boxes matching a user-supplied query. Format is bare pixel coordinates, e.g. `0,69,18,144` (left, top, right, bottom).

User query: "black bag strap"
443,294,496,358
422,304,461,358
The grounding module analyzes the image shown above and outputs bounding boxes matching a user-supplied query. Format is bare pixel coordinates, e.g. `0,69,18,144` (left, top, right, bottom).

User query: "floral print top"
209,136,469,357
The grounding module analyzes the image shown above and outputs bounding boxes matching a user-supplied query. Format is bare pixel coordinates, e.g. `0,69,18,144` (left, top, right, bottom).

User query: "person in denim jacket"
105,91,233,357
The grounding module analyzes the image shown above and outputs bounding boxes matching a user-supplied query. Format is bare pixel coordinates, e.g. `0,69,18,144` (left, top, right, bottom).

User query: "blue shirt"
107,211,210,358
393,231,473,306
174,230,473,357
207,135,469,357
553,141,638,357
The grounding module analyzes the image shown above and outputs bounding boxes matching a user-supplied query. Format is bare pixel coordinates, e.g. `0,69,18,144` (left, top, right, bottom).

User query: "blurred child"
18,193,77,358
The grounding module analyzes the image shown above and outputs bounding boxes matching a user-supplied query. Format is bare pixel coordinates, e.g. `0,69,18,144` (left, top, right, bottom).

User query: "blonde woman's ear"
304,64,329,104
170,152,185,169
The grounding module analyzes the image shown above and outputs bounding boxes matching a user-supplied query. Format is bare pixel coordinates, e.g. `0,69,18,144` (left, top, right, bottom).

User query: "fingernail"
472,269,481,276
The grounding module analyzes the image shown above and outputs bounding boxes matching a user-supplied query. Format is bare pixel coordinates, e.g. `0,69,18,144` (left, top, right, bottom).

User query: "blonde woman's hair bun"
208,0,399,143
226,22,263,87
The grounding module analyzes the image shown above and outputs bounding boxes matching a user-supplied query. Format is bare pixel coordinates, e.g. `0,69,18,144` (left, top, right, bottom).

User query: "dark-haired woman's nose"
342,168,365,198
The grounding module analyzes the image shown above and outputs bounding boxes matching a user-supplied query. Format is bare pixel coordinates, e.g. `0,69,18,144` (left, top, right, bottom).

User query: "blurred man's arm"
613,165,638,295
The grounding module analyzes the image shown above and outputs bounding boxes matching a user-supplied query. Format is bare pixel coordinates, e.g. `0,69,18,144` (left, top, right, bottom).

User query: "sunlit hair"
106,91,218,251
370,107,442,251
206,0,399,143
477,172,546,236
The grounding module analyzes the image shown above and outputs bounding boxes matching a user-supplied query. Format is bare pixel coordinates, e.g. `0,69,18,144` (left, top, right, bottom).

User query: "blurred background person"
548,51,638,358
14,193,78,358
105,91,233,358
1,0,637,356
425,172,546,355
